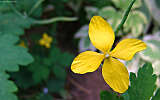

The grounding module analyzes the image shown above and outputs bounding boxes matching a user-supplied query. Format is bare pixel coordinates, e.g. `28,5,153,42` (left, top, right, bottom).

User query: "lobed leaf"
0,34,34,100
128,63,157,100
0,13,33,35
0,34,33,71
0,71,18,100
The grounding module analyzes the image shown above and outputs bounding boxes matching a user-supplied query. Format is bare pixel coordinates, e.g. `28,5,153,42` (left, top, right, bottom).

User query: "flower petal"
45,43,51,48
102,57,129,93
89,16,115,53
47,37,52,43
39,39,45,45
43,33,48,39
110,38,147,60
71,51,104,74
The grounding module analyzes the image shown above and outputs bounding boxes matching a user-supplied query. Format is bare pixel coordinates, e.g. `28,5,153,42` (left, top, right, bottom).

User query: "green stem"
114,0,136,35
33,17,78,25
28,0,44,16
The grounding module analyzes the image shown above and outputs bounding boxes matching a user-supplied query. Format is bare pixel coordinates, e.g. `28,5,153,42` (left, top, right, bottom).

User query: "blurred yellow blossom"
39,33,53,48
19,41,27,48
71,16,147,93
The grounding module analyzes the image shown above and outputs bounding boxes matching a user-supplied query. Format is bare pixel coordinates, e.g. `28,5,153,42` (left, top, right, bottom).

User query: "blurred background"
0,0,160,100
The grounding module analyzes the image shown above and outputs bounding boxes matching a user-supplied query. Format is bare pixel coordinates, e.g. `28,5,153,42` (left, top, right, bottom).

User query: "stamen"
105,54,109,58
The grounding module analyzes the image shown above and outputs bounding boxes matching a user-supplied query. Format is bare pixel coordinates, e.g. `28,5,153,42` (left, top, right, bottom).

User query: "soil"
67,68,110,100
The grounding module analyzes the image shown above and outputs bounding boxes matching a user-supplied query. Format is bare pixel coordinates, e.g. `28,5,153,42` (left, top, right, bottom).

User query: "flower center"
105,53,110,58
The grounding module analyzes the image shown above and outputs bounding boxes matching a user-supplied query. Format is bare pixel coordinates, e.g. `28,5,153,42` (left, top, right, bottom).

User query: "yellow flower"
19,41,26,48
71,16,147,93
39,33,53,48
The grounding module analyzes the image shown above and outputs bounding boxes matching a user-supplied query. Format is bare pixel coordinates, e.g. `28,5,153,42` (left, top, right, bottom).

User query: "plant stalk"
33,17,78,25
114,0,136,35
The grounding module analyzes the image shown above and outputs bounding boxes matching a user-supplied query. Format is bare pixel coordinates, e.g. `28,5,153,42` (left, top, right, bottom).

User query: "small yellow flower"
71,16,147,93
19,41,26,48
39,33,53,48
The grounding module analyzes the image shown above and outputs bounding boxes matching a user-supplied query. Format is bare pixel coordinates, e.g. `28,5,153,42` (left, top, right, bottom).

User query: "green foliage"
152,88,160,100
15,0,43,17
86,0,147,37
47,79,65,93
87,0,111,8
98,7,122,30
111,0,141,10
141,39,160,61
0,34,33,71
0,13,32,35
0,71,18,100
29,56,50,83
100,91,123,100
50,47,74,67
155,0,160,9
0,0,159,99
100,63,160,100
0,34,33,100
128,63,157,100
139,33,160,75
11,68,35,89
36,93,53,100
53,65,66,80
124,11,147,37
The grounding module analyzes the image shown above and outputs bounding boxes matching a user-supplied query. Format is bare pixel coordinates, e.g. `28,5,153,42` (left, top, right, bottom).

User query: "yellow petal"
89,16,115,53
110,38,147,60
45,43,51,48
47,37,53,43
102,57,129,93
43,33,48,39
39,39,45,45
71,51,104,74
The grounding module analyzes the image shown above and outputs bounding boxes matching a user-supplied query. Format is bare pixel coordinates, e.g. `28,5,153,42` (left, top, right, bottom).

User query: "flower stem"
114,0,136,35
28,0,44,16
33,17,78,25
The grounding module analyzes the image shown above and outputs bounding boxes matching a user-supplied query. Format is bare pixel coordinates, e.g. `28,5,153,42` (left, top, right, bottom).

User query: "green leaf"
0,3,12,12
0,13,32,35
10,67,35,89
98,6,122,30
47,79,65,93
140,40,160,61
152,88,160,100
100,91,123,100
139,36,160,75
29,56,50,83
124,11,147,37
112,0,142,10
0,34,34,71
85,6,98,19
15,0,42,17
60,52,74,67
32,66,49,83
128,63,157,100
53,66,66,80
155,0,160,9
0,71,18,100
87,0,111,8
51,47,74,67
38,94,53,100
0,34,33,100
